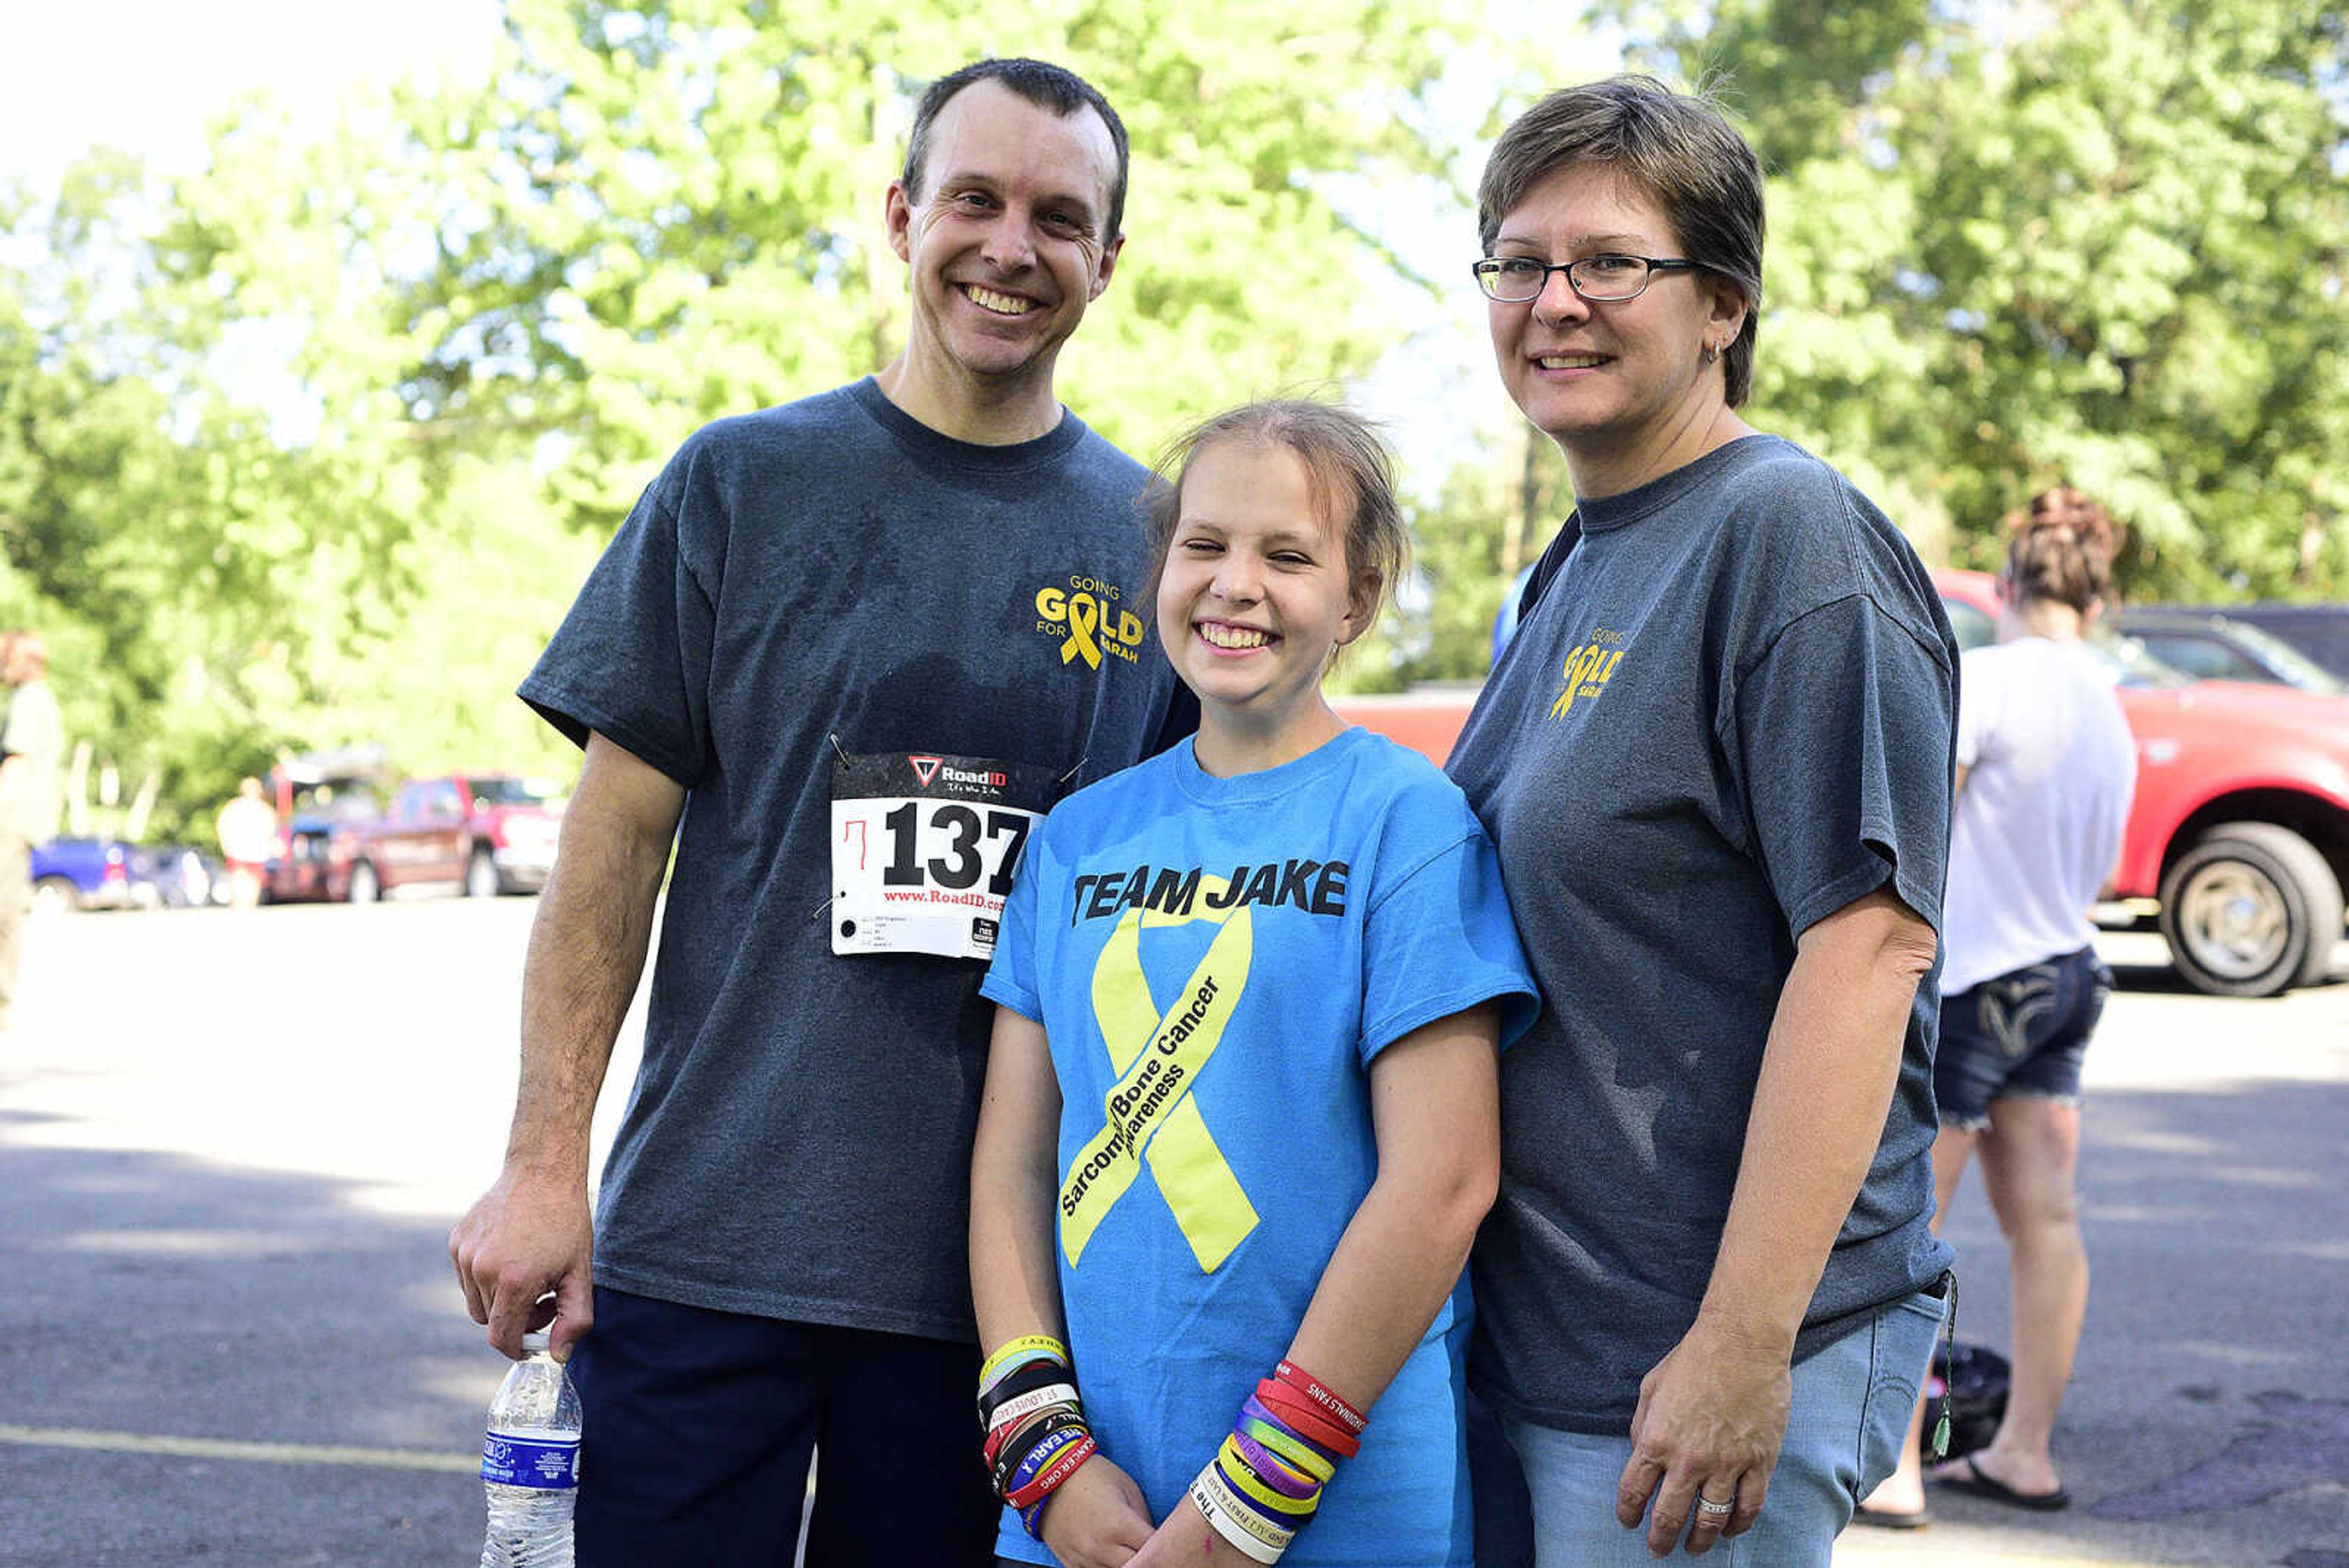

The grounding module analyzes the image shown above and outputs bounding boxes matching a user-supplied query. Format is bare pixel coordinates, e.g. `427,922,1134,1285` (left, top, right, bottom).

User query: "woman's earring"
1702,341,1721,365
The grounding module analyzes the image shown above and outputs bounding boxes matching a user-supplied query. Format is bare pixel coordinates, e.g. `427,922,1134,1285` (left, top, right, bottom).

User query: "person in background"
448,56,1191,1566
0,631,64,1031
969,401,1536,1568
1860,486,2136,1525
214,777,279,910
1442,76,1958,1562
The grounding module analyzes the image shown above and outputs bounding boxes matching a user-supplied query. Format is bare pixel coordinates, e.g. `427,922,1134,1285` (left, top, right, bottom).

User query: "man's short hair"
901,58,1130,243
1478,76,1766,407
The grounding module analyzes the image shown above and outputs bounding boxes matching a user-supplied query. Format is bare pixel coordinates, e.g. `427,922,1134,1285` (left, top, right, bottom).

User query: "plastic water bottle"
478,1331,582,1567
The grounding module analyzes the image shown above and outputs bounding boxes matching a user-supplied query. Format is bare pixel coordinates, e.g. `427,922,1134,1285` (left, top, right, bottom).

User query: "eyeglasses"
1472,253,1702,303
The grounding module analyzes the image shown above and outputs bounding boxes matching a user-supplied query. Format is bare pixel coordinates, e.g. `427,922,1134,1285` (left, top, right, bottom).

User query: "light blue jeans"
1493,1288,1945,1567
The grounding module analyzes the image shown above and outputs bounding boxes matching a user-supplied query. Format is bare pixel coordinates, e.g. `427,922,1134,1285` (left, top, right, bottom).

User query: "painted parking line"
0,1422,475,1474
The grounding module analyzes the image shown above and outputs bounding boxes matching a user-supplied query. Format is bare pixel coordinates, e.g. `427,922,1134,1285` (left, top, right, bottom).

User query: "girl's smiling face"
1156,437,1376,771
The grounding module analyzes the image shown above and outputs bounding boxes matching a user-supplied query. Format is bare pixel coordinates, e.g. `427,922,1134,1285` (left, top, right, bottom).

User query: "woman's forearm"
1698,887,1938,1353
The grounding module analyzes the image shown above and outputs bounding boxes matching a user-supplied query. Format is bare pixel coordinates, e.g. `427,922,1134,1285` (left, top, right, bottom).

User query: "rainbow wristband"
1224,1430,1321,1501
1238,1396,1340,1482
1216,1445,1321,1519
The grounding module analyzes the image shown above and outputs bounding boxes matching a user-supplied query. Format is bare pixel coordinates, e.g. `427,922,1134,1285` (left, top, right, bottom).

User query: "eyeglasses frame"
1472,253,1704,305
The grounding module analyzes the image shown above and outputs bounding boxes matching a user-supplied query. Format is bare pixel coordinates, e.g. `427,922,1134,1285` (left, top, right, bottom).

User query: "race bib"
829,749,1058,960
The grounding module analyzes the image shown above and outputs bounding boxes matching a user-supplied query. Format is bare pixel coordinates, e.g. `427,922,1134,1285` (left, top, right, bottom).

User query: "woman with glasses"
1442,76,1960,1563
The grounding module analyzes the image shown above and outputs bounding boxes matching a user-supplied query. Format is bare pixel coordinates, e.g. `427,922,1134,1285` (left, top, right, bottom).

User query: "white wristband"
1190,1462,1289,1564
986,1383,1081,1436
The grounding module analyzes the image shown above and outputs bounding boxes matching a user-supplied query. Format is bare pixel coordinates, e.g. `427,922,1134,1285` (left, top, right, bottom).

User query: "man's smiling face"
886,78,1123,398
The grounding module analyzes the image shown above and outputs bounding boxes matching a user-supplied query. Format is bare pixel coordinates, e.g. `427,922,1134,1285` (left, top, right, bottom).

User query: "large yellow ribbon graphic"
1059,593,1104,667
1059,882,1260,1271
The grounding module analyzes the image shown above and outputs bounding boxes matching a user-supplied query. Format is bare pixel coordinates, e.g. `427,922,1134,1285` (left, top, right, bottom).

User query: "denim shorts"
1479,1287,1946,1566
1935,946,2112,1131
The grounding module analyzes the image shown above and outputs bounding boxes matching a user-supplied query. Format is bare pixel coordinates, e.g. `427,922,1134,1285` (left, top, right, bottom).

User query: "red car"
1934,568,2347,997
262,749,395,904
1338,569,2349,997
337,773,566,902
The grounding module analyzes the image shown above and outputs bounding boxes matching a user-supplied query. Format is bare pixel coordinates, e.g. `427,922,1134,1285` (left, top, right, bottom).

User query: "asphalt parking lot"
0,899,2342,1566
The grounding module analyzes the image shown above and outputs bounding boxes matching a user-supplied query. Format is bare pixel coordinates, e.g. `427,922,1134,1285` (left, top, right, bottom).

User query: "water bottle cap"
521,1331,551,1354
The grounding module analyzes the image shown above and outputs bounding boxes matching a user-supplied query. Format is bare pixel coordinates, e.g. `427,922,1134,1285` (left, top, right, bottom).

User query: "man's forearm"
503,736,682,1175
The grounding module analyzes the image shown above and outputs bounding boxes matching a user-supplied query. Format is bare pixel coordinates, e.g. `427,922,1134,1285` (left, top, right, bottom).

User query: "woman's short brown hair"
2002,486,2121,614
1477,75,1765,407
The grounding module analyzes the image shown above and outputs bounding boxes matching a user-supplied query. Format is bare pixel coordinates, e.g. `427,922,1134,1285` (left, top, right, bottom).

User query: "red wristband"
1254,1378,1362,1458
1274,1360,1368,1436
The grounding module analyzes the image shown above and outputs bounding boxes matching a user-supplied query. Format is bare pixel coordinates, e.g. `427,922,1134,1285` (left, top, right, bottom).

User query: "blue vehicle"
28,838,218,912
31,838,133,913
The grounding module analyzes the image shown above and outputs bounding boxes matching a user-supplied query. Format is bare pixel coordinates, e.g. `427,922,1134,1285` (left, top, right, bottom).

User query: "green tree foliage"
0,110,589,838
7,0,2345,839
1348,422,1570,689
0,152,405,834
1620,0,2349,597
397,0,1466,528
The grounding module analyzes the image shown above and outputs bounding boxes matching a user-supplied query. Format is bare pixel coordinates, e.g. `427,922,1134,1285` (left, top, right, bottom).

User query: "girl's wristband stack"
978,1336,1094,1539
1190,1360,1368,1564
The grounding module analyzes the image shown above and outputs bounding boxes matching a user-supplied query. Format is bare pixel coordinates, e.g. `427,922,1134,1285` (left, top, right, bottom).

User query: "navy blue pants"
568,1287,998,1566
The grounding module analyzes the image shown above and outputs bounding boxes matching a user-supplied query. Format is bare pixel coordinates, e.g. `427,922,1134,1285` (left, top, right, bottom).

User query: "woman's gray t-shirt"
1446,434,1958,1433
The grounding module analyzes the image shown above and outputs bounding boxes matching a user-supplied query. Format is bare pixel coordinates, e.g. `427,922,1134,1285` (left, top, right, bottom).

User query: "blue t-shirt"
981,727,1538,1568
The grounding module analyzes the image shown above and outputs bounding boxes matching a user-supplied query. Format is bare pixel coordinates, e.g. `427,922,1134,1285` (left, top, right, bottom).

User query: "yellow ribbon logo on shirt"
1034,581,1146,669
1059,595,1102,666
1059,881,1260,1271
1549,639,1625,719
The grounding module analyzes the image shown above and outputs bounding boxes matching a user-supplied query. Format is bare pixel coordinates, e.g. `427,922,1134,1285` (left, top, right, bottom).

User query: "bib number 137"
829,749,1056,960
875,801,1030,896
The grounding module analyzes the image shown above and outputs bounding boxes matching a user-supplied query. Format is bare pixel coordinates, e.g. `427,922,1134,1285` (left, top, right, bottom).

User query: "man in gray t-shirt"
450,60,1189,1565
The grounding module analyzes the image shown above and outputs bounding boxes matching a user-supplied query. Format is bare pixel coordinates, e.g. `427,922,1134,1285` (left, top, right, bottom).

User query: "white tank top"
1942,636,2137,995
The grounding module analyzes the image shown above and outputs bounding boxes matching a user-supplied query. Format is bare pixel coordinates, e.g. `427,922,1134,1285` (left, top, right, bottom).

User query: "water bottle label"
481,1433,582,1489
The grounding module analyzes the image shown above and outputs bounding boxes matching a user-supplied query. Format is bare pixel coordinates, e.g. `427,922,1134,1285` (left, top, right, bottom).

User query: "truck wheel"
465,846,502,899
346,861,381,905
33,875,78,915
2158,822,2344,997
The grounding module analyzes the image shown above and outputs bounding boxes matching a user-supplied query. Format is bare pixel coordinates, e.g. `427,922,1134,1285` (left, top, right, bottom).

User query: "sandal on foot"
1938,1454,2071,1512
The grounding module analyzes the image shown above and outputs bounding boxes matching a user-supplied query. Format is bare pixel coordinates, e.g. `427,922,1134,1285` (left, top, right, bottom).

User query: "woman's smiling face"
1486,163,1745,491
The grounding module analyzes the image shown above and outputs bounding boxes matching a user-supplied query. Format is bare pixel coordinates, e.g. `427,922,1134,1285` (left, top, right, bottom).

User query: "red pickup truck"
1335,568,2349,997
1933,568,2347,997
338,773,565,902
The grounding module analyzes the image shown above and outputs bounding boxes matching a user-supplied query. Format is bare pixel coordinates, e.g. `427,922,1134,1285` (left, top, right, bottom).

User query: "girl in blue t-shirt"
969,401,1537,1568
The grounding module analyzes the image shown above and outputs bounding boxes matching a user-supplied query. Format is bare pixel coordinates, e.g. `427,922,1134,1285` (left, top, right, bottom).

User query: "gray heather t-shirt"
521,377,1190,1341
1445,434,1958,1434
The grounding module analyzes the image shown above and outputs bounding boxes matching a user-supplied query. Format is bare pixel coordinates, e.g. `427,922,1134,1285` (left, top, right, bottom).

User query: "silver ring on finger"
1695,1495,1735,1520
